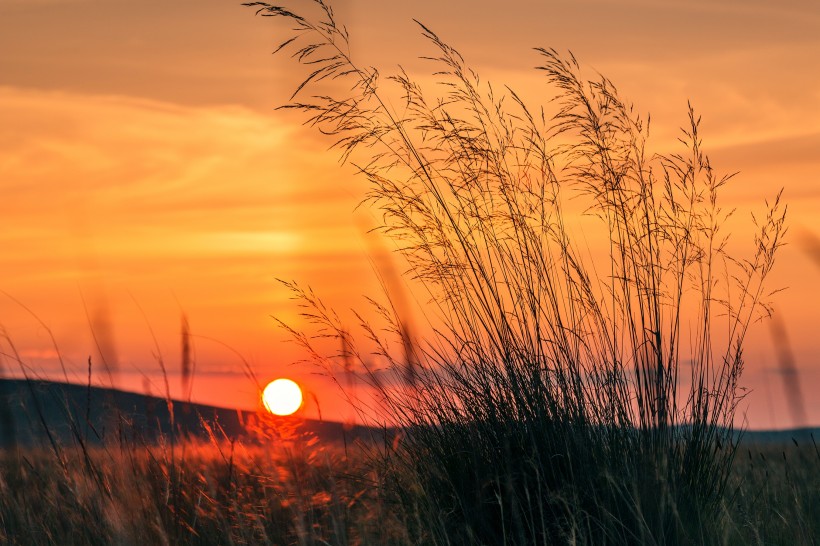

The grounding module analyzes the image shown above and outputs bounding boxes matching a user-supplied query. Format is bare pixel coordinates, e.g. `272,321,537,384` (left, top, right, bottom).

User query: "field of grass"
0,425,816,545
728,440,819,545
0,434,388,545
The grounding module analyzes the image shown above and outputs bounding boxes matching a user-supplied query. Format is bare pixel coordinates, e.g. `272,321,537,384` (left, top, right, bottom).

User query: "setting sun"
262,378,303,416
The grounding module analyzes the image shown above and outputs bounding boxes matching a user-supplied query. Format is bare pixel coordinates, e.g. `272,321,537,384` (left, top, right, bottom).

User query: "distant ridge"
0,378,386,447
737,426,820,445
0,379,814,449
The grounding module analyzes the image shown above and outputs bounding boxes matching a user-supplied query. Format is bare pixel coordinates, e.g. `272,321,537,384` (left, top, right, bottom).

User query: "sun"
262,378,303,416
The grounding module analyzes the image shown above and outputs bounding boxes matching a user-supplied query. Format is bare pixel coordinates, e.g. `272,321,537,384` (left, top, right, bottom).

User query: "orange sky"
1,0,819,429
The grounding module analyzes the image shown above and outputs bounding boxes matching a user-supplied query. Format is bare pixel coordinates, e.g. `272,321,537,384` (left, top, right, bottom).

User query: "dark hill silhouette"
0,379,813,449
0,378,388,448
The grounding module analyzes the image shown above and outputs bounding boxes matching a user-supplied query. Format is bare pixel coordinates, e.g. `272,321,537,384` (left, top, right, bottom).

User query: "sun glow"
262,378,303,416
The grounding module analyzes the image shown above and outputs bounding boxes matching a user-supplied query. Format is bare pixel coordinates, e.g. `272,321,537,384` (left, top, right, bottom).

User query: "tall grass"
247,1,787,544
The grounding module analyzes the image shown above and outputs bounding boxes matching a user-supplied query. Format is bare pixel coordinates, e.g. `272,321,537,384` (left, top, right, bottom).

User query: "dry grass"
0,423,410,546
0,431,816,545
725,439,820,546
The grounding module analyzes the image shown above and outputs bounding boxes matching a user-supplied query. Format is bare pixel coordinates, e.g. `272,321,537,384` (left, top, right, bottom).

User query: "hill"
0,378,385,447
0,378,814,449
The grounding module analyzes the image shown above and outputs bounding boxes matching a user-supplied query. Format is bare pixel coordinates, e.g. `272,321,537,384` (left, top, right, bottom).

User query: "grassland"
0,424,816,545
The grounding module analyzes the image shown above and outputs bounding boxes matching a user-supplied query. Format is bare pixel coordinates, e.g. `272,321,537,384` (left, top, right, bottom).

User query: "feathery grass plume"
181,312,193,402
247,1,787,543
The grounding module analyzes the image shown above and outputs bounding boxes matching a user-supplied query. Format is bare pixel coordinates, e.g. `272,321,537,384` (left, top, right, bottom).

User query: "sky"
1,0,819,429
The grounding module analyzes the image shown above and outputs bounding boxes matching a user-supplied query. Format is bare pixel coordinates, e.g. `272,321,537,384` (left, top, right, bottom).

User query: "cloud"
1,0,91,5
0,86,373,382
0,86,360,259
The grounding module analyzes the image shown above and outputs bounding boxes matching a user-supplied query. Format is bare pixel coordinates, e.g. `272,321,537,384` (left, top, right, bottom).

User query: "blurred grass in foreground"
0,431,816,545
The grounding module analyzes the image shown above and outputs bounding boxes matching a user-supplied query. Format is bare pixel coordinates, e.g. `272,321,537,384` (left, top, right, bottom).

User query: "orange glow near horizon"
0,1,819,429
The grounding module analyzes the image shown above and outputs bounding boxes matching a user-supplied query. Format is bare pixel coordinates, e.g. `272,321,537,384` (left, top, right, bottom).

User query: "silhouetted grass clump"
247,1,789,544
